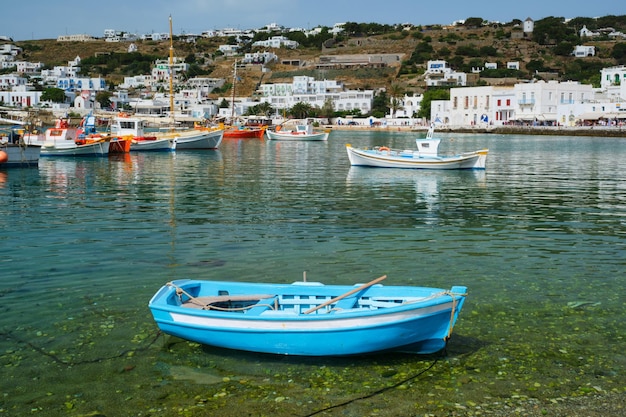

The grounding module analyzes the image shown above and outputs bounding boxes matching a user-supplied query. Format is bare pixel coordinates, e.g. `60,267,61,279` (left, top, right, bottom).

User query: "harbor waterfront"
1,129,625,416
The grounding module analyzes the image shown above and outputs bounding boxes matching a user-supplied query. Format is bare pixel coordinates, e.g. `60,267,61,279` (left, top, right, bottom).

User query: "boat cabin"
111,115,146,137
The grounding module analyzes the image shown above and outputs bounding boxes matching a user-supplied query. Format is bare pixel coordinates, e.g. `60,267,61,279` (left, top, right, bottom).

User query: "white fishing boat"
24,118,109,157
346,124,488,170
266,123,329,141
159,15,222,150
110,115,176,152
174,127,223,149
0,141,40,168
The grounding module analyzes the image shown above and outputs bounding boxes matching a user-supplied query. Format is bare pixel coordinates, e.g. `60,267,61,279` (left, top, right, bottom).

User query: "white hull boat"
0,143,41,167
266,124,329,141
346,145,488,169
42,140,110,157
130,137,176,152
174,128,223,149
346,124,488,170
23,118,109,157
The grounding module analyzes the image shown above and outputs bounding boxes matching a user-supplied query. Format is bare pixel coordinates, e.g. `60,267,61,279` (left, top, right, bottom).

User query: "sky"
4,0,621,41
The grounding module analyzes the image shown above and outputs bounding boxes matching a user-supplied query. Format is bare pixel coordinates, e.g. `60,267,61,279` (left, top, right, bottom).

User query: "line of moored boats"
2,116,488,171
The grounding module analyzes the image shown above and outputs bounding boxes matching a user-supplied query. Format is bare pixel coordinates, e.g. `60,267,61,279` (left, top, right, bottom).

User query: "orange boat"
223,125,266,139
108,136,132,153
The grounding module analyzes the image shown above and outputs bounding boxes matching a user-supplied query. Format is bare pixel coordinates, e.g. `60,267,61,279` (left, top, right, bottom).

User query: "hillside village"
2,16,626,130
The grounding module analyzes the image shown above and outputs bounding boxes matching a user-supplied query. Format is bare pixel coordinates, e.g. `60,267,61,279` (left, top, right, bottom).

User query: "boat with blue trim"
148,275,467,356
346,124,488,169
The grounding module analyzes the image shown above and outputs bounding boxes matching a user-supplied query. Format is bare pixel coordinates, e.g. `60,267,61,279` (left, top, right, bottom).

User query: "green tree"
611,43,626,64
532,16,577,45
526,59,547,73
417,88,450,120
408,41,434,64
554,41,575,56
289,102,314,119
464,17,484,28
388,83,404,117
40,87,66,103
371,90,388,118
95,91,112,109
320,97,335,118
245,102,274,117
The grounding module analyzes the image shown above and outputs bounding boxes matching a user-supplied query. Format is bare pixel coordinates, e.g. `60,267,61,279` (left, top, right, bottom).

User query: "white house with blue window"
424,60,467,87
56,77,107,92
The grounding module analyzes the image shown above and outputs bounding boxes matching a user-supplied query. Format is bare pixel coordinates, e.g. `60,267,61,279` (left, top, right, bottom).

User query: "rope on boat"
447,291,458,341
167,282,277,312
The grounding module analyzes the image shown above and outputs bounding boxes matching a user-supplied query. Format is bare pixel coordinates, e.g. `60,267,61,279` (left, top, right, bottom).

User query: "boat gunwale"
148,279,467,322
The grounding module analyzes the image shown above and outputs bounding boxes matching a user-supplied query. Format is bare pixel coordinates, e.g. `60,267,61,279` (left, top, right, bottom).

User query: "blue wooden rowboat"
148,276,467,356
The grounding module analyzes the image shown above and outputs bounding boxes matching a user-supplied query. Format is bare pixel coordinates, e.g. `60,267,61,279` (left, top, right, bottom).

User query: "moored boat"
24,118,109,157
346,124,488,170
174,127,223,149
266,123,329,141
111,115,176,152
0,142,41,168
223,125,266,139
148,275,467,356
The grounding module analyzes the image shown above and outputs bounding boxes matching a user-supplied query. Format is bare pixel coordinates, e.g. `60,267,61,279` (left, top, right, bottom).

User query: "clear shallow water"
1,131,625,416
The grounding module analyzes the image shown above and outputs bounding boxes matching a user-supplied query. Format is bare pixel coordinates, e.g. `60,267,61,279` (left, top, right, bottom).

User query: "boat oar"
303,275,387,314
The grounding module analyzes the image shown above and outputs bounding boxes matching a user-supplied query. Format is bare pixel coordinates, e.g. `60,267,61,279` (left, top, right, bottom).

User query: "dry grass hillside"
14,24,623,98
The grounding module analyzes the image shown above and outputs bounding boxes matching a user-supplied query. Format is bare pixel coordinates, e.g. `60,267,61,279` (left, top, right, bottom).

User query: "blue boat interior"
167,281,458,316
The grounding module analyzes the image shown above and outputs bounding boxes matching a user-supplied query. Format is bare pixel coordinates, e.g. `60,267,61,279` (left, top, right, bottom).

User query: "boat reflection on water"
346,167,486,222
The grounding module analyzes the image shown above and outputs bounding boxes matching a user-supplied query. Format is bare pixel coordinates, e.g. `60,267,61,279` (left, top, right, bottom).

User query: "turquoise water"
1,130,625,416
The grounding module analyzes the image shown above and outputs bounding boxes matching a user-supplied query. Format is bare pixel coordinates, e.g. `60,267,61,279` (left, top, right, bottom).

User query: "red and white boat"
110,115,176,152
23,118,109,157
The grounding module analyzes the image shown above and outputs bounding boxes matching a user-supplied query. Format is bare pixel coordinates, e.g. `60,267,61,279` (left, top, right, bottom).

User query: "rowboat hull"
41,140,109,157
346,144,488,170
130,137,176,152
174,129,223,149
266,129,329,141
0,144,41,168
223,127,265,139
149,279,467,356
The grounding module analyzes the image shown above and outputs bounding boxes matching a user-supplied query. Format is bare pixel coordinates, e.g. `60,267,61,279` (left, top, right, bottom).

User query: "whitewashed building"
57,34,96,42
580,25,600,38
0,84,42,107
573,45,595,57
393,94,423,118
448,85,508,126
600,65,626,90
441,81,595,127
119,75,152,89
514,80,594,124
259,76,374,113
424,60,467,87
0,74,27,90
56,77,107,92
218,45,240,56
14,61,44,74
241,51,277,65
252,36,298,49
151,58,189,84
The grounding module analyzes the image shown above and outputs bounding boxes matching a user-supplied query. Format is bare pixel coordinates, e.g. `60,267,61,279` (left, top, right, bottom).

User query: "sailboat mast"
230,60,237,122
169,15,175,125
